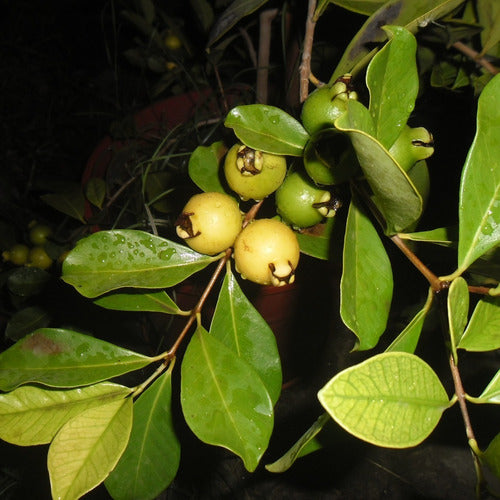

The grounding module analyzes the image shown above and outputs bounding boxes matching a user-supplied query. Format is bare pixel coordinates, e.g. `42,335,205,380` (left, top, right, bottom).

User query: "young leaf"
0,328,154,391
366,25,418,149
84,178,106,209
180,325,274,472
386,287,434,354
467,369,500,404
340,198,393,351
459,296,500,352
41,183,86,223
481,432,500,480
456,73,500,274
0,382,131,446
62,230,220,298
336,101,423,234
188,142,227,194
398,226,457,246
210,269,282,404
94,289,188,315
447,276,469,360
318,352,451,448
224,105,309,156
105,367,180,500
265,412,331,473
48,397,133,500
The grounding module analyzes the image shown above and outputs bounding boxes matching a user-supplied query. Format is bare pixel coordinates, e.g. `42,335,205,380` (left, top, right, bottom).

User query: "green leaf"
468,369,500,404
210,269,282,404
340,198,393,350
105,367,180,500
481,432,500,480
0,328,154,391
94,289,188,315
180,325,274,472
41,184,86,223
330,0,467,81
477,0,500,57
188,142,227,194
336,101,423,234
386,287,434,354
189,0,214,33
0,382,131,446
447,276,469,360
296,218,335,260
398,226,458,246
62,230,219,298
458,296,500,352
318,352,450,448
456,73,500,275
48,397,133,500
366,25,418,149
316,0,389,17
265,412,330,473
7,266,50,297
5,306,50,341
224,105,309,156
85,178,106,210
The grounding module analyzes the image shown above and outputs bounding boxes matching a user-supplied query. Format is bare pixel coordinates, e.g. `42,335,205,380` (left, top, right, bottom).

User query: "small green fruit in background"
301,74,358,136
28,223,52,246
276,169,341,228
389,125,434,172
224,143,287,201
175,192,242,255
233,219,300,287
304,129,359,185
2,243,30,266
27,246,53,270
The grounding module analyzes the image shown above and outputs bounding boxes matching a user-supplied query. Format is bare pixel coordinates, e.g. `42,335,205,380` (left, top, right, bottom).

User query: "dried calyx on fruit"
224,143,287,201
233,218,300,287
389,125,434,171
175,192,242,255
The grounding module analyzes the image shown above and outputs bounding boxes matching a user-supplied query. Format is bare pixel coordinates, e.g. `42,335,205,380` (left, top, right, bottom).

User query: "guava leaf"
477,0,500,58
224,105,309,156
210,270,282,404
0,382,131,446
41,183,86,223
468,369,500,404
62,230,220,298
340,198,393,351
7,266,50,297
315,0,388,18
94,289,188,315
366,25,418,149
188,142,227,194
265,412,330,473
5,306,50,341
105,366,180,500
296,218,336,260
336,100,423,234
48,397,133,500
180,325,273,472
447,276,469,359
398,226,457,246
84,178,106,209
0,329,154,391
458,296,500,352
456,73,500,275
482,432,500,480
330,0,467,81
318,352,450,448
386,287,434,354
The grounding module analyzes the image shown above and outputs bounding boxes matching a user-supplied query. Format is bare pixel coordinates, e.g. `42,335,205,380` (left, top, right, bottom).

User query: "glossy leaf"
0,328,154,391
367,25,418,149
458,296,500,352
340,198,393,350
482,432,500,481
447,276,469,360
330,0,467,81
386,287,434,354
105,367,180,500
94,289,188,315
456,73,500,275
468,369,500,404
316,0,388,17
210,270,282,404
296,218,335,260
188,142,227,194
85,178,106,209
62,230,219,298
224,105,309,156
181,325,273,472
0,382,131,446
265,413,330,473
318,352,450,448
336,101,422,234
48,397,133,500
41,184,86,223
7,266,50,297
5,306,50,341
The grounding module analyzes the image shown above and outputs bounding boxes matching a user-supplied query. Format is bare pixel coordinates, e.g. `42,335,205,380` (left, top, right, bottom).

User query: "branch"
299,0,318,102
452,41,500,76
256,8,279,104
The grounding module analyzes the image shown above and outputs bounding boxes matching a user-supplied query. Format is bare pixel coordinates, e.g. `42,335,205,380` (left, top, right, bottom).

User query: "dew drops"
159,248,176,260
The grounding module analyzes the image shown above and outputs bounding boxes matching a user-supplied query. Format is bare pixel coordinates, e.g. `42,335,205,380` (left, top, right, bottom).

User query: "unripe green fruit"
275,170,341,228
224,144,287,201
304,129,359,185
2,243,30,266
29,223,52,246
389,126,434,172
301,75,358,136
27,246,53,270
175,192,242,255
234,219,300,287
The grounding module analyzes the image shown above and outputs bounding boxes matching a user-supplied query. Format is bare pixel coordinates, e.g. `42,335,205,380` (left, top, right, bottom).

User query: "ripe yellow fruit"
175,192,242,255
233,219,300,286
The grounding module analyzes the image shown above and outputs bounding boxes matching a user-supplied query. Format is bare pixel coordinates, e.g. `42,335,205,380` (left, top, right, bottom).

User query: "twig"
452,41,500,76
257,8,279,104
239,27,258,68
299,0,317,102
